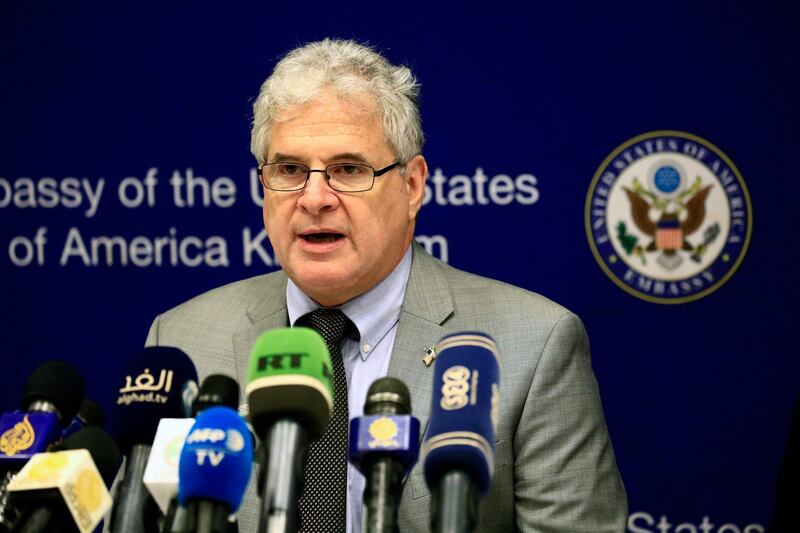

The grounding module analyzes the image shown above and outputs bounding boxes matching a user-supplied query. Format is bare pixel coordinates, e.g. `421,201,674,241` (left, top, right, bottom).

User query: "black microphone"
1,361,86,461
349,378,420,533
111,347,199,533
7,426,120,533
53,427,121,487
62,398,107,441
0,361,85,532
192,375,239,416
75,399,106,430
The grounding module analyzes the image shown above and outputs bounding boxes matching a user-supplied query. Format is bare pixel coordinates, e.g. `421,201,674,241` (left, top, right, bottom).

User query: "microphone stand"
257,419,308,533
432,470,478,533
111,444,153,533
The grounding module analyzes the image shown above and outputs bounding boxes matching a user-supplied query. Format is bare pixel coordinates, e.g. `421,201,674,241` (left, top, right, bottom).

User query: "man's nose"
297,170,339,214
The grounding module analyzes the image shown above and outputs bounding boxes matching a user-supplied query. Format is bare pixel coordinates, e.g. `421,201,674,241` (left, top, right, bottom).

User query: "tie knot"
295,308,357,350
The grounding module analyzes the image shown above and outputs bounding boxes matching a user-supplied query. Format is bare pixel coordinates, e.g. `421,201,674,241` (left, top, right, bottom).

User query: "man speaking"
147,39,627,532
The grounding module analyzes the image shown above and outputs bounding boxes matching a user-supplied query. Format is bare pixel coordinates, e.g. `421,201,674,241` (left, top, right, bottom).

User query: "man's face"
262,91,427,307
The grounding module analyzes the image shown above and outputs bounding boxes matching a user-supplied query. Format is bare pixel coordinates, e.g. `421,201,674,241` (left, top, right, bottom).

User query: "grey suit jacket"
146,242,627,532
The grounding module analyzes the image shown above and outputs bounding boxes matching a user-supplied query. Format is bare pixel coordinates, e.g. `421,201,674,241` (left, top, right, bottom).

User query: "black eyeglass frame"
257,161,403,192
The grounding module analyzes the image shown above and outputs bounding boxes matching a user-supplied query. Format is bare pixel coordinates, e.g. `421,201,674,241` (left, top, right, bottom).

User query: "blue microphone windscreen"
178,406,253,512
423,332,500,494
349,415,420,474
113,347,199,450
0,411,61,466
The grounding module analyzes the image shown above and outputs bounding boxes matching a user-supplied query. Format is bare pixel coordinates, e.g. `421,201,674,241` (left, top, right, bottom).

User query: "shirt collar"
287,245,413,361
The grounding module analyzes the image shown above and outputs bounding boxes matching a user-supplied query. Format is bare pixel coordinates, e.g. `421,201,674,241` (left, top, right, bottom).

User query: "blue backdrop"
3,2,797,531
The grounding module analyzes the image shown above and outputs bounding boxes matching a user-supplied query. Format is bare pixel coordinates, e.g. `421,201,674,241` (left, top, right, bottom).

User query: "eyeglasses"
258,161,402,192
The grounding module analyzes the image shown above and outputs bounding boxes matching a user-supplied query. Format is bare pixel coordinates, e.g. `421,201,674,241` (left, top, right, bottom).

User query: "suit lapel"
232,271,290,388
232,244,455,438
387,243,454,441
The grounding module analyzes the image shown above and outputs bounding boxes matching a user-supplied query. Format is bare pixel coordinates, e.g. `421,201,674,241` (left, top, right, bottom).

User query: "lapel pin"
422,346,437,367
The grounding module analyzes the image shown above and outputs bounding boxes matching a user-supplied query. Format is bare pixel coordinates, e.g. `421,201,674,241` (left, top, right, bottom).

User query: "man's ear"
405,154,428,221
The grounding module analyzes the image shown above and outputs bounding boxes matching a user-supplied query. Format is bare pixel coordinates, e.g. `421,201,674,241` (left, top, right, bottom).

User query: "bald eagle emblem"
585,131,752,304
619,170,720,271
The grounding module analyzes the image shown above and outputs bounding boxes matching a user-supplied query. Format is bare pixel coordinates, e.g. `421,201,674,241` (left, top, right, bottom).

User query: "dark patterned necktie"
295,308,356,533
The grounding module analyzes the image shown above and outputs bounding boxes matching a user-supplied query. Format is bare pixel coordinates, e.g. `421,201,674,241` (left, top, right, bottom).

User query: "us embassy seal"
585,131,752,304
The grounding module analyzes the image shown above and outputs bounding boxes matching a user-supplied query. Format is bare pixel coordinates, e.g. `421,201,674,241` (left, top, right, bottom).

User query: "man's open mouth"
301,232,344,243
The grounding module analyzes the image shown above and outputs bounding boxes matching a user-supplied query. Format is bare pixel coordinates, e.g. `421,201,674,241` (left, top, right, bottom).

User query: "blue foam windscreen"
113,346,198,450
423,332,500,494
349,414,421,475
177,406,254,512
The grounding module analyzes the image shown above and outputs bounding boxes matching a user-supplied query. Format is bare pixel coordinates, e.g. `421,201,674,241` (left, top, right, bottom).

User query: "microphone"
178,406,253,533
244,327,334,533
1,361,85,465
349,378,420,533
0,361,85,531
422,332,500,533
52,427,121,488
62,399,107,440
142,418,195,517
111,347,199,533
192,375,239,416
144,374,242,532
7,426,120,533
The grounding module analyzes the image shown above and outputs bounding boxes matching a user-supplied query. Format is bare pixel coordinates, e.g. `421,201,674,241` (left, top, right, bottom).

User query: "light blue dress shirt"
286,246,413,533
